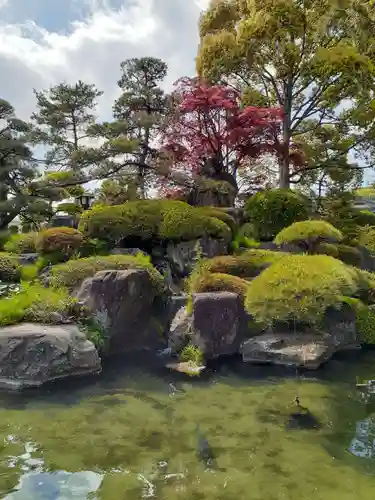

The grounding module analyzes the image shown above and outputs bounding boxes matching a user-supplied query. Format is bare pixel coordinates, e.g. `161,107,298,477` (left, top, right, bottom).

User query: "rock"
240,332,333,369
76,269,161,353
167,237,228,278
168,306,193,353
192,292,244,359
0,323,101,390
18,253,39,265
168,296,188,321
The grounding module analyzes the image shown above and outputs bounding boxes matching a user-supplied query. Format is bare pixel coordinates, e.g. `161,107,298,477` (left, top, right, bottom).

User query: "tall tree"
197,0,375,188
108,57,169,197
160,77,282,200
0,99,51,230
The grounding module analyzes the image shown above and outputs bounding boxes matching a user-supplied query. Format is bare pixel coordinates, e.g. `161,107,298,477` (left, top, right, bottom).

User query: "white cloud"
0,0,206,120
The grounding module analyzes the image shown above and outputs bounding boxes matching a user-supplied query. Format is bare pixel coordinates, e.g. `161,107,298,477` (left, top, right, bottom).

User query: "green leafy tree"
197,0,375,188
0,99,52,231
95,176,140,206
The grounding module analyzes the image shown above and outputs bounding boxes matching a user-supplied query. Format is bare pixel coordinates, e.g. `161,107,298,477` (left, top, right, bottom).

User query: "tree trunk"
279,77,293,190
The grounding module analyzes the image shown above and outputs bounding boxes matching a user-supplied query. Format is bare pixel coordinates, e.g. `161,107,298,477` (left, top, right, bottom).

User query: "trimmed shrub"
342,297,375,344
245,254,359,326
4,232,37,254
0,252,21,282
0,282,76,326
274,220,343,252
314,242,339,258
79,200,231,245
48,253,165,292
336,244,362,267
36,227,84,260
189,271,250,298
358,226,375,255
244,189,310,240
203,249,288,279
195,206,237,234
353,209,375,227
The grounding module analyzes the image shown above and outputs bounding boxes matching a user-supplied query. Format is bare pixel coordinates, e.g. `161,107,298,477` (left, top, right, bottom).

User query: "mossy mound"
244,189,310,240
0,252,21,282
359,226,375,255
203,249,288,279
48,253,165,292
341,297,375,344
36,227,84,258
79,200,231,246
189,271,250,298
4,232,38,254
314,242,339,258
195,206,237,233
245,254,360,326
0,282,75,327
274,220,343,251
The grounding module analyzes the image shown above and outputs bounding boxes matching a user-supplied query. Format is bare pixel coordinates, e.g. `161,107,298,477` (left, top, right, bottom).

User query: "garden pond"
0,351,375,499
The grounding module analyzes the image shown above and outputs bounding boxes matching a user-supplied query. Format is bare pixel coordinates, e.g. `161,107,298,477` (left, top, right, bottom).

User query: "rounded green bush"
36,227,84,258
244,189,310,241
79,200,231,245
358,226,375,255
245,254,359,326
314,242,339,258
49,253,165,292
353,210,375,227
195,206,237,234
4,232,37,254
274,220,343,251
189,271,250,298
336,244,362,267
203,249,288,278
0,252,21,282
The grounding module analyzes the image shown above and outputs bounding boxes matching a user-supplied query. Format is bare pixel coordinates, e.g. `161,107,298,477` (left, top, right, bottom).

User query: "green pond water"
1,351,375,499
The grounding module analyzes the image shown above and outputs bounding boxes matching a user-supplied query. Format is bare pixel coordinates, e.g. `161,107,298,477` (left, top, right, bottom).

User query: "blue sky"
0,0,208,120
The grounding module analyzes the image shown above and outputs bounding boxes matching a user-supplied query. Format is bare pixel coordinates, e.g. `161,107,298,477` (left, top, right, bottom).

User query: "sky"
0,0,210,121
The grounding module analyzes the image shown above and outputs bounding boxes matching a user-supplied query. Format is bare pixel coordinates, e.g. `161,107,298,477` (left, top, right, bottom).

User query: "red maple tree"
160,77,284,196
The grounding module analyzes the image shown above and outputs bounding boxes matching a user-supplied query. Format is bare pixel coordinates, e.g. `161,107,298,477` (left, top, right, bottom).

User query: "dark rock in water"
18,253,39,265
76,269,165,354
0,323,101,390
196,425,215,468
192,292,245,359
168,306,193,354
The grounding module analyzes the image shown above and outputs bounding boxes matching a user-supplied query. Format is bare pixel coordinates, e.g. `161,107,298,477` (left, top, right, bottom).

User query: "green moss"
79,200,231,245
274,220,343,250
202,249,288,279
48,253,165,293
0,252,21,282
36,227,84,259
4,232,37,254
244,189,310,240
245,254,359,326
353,209,375,227
179,344,204,365
0,282,76,326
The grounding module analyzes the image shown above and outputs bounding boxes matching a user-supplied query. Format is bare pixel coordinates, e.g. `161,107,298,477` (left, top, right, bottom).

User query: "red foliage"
161,77,284,186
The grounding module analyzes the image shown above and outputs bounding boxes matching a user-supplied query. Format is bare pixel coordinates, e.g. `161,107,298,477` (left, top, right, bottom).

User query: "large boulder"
167,292,245,359
166,236,228,278
0,323,101,390
76,269,163,353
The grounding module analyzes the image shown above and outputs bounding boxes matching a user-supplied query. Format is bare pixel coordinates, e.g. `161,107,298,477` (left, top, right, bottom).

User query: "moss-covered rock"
358,226,375,255
336,244,362,267
341,297,375,344
244,189,310,240
195,206,237,233
314,242,339,258
245,254,359,326
79,200,231,246
274,220,343,252
48,253,165,293
4,232,37,254
0,253,21,282
203,249,288,278
189,271,250,298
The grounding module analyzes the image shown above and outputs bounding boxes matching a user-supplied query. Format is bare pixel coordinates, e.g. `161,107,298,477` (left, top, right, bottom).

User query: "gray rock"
192,292,244,359
76,269,161,353
167,236,228,277
168,306,193,353
18,253,39,265
240,327,361,370
0,323,101,390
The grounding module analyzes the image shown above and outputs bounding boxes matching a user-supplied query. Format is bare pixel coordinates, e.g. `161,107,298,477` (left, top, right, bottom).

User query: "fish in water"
196,425,215,469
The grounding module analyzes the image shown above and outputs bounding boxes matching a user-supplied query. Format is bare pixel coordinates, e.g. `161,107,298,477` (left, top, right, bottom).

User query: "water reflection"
349,418,375,459
2,441,103,499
